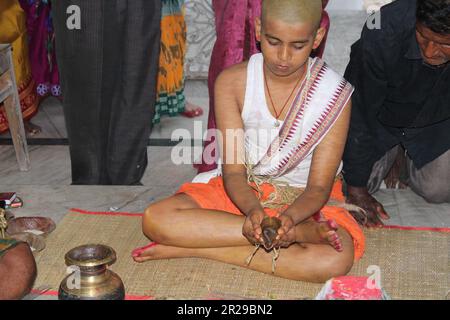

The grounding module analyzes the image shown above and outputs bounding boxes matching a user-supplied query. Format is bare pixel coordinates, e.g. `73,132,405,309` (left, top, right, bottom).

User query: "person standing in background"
17,0,61,136
19,0,61,100
153,0,203,124
0,0,40,136
52,0,161,185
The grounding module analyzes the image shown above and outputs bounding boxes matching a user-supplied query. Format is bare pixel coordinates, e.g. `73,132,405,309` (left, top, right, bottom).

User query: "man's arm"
214,66,266,244
342,27,391,226
342,33,386,187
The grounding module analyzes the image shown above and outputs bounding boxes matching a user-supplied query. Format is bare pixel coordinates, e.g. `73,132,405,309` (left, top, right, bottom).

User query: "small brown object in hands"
260,216,282,250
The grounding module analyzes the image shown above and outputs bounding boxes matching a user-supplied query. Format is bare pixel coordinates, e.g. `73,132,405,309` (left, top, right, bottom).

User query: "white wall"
327,0,364,11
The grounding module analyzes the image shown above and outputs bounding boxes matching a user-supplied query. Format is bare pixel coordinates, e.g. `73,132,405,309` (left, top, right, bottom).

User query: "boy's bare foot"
132,242,187,263
299,212,343,252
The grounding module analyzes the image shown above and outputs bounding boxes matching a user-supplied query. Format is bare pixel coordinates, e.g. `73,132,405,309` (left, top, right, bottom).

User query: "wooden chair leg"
2,48,30,172
3,94,30,171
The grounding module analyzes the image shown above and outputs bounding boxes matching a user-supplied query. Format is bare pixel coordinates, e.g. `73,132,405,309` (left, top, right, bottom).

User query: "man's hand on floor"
346,186,390,228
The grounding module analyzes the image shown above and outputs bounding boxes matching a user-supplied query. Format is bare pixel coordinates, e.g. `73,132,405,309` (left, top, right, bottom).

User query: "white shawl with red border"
252,58,354,178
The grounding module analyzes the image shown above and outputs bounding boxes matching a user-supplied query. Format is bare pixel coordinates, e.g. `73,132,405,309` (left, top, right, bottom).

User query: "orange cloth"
177,177,365,261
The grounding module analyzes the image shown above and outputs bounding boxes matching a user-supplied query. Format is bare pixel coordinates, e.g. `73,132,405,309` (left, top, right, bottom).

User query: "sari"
0,0,39,134
19,0,61,97
153,0,187,124
0,238,20,258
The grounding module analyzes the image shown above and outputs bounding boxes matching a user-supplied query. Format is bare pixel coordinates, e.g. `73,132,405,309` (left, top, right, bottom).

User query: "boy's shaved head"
262,0,323,29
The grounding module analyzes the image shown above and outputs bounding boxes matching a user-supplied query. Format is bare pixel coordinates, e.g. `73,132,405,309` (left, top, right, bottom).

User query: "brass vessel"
58,244,125,300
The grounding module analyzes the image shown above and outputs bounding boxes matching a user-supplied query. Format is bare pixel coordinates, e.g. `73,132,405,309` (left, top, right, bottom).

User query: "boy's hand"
243,209,266,245
273,214,296,248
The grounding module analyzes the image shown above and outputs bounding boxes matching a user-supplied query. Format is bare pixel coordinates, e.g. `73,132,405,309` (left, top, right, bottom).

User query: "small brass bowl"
6,216,56,236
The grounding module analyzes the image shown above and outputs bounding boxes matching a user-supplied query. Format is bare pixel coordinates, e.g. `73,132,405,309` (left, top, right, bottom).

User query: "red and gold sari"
0,0,39,134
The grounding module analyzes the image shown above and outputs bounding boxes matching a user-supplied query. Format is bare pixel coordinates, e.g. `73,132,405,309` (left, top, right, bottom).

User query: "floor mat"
32,209,450,300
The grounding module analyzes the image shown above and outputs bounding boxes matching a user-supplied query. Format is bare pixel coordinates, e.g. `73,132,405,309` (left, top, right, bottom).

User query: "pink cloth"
315,1,330,59
19,0,61,97
195,0,261,173
196,0,330,173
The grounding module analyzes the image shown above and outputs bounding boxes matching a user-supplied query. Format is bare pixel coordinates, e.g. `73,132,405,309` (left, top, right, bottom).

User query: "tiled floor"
1,10,449,230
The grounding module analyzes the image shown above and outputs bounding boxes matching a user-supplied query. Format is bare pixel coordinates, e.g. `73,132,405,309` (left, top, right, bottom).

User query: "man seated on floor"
132,0,365,283
343,0,450,227
0,238,37,299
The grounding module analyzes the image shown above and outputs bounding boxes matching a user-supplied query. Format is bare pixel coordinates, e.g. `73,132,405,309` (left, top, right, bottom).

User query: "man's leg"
52,0,108,184
106,0,161,185
53,0,161,185
136,195,354,282
407,149,450,203
366,145,400,194
0,243,36,300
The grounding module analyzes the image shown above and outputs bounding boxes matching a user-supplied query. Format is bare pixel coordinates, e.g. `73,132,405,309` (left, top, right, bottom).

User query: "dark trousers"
52,0,161,185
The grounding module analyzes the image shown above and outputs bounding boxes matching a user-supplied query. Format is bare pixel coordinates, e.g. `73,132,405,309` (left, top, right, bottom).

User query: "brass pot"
58,244,125,300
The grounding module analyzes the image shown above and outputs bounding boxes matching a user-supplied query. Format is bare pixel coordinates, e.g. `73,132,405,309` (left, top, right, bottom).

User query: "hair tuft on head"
417,0,450,34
